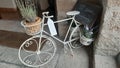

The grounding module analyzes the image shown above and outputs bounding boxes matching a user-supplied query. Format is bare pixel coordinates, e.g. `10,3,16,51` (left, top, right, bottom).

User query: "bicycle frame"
40,12,79,44
38,12,80,54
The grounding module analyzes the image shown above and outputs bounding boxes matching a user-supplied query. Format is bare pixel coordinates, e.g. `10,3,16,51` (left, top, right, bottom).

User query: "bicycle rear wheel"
69,26,82,48
18,35,56,67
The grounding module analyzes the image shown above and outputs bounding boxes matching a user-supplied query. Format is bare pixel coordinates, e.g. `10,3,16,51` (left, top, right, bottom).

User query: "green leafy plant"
82,26,93,39
15,0,37,23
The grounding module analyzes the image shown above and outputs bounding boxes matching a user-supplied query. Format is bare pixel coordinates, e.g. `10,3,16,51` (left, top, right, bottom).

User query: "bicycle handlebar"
42,12,54,18
45,15,54,18
42,12,49,15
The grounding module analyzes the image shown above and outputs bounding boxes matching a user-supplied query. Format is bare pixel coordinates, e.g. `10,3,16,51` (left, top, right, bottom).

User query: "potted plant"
15,0,41,35
80,25,94,46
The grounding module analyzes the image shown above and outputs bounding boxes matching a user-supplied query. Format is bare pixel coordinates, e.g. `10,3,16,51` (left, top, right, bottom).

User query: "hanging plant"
80,25,94,46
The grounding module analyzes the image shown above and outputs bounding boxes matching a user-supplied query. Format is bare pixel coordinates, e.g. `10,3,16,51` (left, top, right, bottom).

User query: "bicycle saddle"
66,11,80,16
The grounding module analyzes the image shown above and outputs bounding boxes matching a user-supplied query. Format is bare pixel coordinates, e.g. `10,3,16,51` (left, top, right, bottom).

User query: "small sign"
47,18,57,36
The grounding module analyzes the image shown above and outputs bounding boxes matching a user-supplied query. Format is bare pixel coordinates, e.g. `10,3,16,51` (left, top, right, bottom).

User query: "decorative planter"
21,17,42,35
80,34,94,46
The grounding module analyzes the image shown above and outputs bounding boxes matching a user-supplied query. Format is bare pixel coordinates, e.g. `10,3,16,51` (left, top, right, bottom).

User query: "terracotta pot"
21,17,42,35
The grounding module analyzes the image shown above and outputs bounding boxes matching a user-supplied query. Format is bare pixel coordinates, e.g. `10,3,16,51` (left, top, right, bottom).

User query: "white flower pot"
80,34,93,46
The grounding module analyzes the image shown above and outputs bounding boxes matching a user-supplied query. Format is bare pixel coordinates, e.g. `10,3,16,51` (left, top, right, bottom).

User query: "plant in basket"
80,25,94,46
15,0,41,35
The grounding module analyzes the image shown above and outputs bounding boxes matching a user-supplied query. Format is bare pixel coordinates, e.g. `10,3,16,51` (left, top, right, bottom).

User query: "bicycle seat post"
66,11,80,26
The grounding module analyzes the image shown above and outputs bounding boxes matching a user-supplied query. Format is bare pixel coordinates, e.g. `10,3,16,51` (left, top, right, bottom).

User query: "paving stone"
95,55,117,68
0,45,59,68
0,63,20,68
56,47,89,68
0,20,24,33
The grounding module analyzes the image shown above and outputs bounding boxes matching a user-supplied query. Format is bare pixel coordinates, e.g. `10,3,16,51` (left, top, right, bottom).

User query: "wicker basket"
21,17,41,35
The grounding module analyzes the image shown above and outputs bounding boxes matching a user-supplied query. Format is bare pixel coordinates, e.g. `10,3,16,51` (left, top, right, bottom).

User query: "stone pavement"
0,43,88,68
0,20,24,33
94,55,117,68
56,47,89,68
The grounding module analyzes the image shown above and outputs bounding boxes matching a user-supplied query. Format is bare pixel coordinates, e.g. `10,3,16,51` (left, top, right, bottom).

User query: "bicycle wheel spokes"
40,39,54,53
19,35,56,67
30,52,52,67
22,39,39,53
38,52,52,64
35,35,56,66
23,53,38,66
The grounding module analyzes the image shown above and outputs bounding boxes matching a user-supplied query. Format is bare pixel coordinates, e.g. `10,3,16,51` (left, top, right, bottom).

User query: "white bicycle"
18,11,82,67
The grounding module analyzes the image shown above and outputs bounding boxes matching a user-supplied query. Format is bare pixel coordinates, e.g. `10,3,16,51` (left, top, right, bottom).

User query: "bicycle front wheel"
18,35,56,67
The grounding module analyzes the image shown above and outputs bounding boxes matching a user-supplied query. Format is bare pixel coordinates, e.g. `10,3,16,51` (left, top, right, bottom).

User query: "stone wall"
56,0,77,19
56,0,77,37
95,0,120,56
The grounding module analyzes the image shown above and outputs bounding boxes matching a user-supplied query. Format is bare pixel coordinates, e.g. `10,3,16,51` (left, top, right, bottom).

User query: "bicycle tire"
69,26,82,48
18,35,56,67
